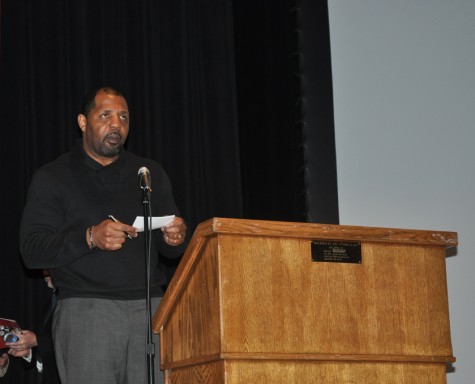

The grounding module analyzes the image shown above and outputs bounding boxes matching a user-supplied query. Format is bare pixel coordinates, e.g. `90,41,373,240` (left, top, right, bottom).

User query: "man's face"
78,91,130,165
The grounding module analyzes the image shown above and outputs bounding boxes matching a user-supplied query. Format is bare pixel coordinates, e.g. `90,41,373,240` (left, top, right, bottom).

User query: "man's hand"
162,217,187,246
86,219,138,251
6,329,37,357
0,353,8,369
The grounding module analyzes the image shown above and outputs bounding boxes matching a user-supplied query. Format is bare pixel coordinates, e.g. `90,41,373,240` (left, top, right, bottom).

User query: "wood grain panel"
161,237,222,365
224,360,447,384
219,236,452,357
168,360,447,384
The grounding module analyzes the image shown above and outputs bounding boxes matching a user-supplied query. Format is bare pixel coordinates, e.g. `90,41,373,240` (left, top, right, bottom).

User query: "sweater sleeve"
20,169,91,269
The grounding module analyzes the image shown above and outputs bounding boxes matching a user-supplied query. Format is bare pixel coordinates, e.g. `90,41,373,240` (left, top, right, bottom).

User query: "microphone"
138,167,152,192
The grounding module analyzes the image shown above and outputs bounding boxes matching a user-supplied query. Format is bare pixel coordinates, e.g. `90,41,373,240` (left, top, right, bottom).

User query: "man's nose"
110,114,121,127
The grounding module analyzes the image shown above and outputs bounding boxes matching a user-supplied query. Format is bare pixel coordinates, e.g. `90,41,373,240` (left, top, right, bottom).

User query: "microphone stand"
142,187,155,384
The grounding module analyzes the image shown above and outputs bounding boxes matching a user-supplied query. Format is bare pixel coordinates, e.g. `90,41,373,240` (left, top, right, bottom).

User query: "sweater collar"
73,139,125,171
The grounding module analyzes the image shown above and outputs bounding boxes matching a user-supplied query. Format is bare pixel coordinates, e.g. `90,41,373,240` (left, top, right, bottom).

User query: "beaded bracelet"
88,226,96,250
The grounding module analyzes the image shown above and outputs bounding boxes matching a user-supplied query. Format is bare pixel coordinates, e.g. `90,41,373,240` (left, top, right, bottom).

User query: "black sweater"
20,142,187,300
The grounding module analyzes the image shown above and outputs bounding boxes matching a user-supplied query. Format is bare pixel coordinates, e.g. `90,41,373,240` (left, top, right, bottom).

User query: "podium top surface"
195,217,457,247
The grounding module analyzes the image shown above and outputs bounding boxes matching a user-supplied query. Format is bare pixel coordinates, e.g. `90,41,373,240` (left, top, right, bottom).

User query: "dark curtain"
234,1,306,221
299,0,339,223
0,1,335,382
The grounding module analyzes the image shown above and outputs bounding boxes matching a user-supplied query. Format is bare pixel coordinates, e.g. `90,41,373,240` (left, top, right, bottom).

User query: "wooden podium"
153,218,457,383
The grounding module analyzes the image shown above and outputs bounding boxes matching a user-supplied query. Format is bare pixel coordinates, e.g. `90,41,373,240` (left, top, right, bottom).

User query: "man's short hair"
81,86,124,117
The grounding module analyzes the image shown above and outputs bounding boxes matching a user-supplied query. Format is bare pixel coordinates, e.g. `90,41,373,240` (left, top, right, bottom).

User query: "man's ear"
78,114,87,132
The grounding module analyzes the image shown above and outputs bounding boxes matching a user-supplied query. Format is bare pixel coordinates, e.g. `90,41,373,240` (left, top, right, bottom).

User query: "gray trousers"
53,297,163,384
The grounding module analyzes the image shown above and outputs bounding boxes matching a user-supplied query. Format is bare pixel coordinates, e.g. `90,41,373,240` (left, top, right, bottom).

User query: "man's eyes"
99,113,128,121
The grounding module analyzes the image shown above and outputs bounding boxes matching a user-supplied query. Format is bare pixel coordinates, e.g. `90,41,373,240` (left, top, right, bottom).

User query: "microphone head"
138,166,150,176
138,166,152,191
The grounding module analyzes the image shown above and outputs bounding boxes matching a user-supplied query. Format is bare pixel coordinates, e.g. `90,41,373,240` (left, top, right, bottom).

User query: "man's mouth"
105,133,121,145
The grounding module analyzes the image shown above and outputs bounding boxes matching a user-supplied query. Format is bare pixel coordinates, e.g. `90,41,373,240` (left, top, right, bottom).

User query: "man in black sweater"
19,86,188,384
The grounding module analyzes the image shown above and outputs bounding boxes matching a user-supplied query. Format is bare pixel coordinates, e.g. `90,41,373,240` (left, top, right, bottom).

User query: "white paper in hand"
132,215,175,232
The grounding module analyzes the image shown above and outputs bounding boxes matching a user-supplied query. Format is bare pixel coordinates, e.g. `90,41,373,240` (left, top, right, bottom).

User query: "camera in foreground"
0,325,20,343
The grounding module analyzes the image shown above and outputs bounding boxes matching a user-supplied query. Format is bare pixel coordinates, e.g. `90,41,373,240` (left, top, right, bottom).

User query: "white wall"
328,1,475,383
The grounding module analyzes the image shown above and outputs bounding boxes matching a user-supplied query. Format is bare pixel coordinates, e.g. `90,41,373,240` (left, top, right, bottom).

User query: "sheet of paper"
132,215,175,232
